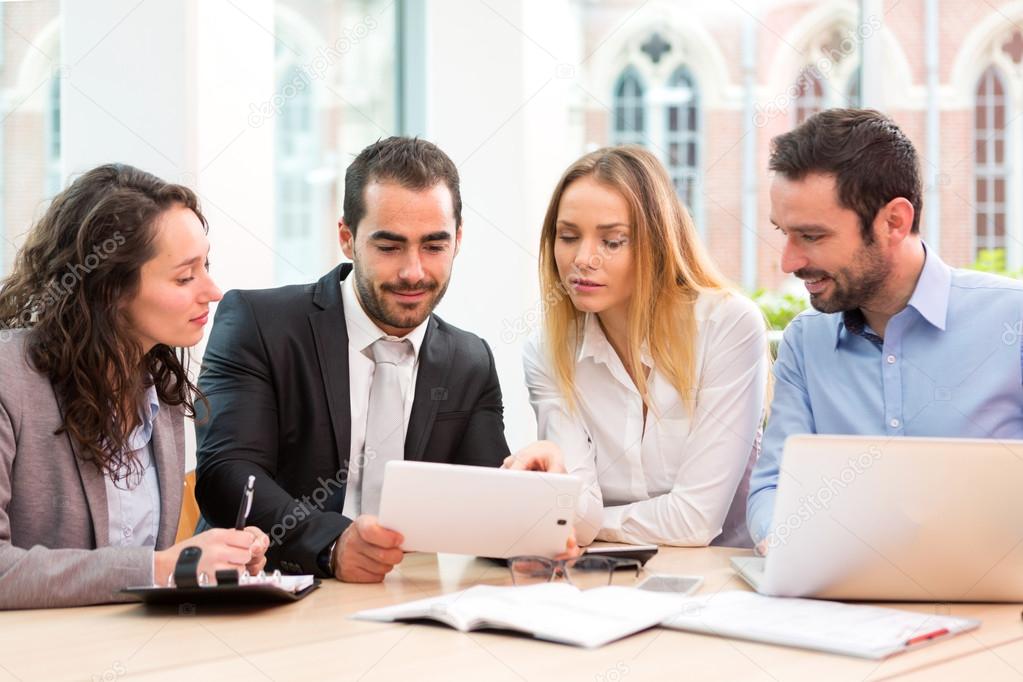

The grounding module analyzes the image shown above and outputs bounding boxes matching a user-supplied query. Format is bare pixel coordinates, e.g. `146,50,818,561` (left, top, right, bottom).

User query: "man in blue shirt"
747,109,1023,551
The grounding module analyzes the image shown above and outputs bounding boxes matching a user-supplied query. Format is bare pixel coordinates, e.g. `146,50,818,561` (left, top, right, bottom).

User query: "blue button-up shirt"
747,245,1023,543
104,383,161,549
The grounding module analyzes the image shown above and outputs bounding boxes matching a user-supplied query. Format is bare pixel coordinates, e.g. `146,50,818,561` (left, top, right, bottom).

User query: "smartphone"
584,544,659,566
636,574,703,595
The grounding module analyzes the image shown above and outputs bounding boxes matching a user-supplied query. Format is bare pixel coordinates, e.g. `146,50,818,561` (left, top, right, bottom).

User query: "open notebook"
663,591,980,659
353,583,686,648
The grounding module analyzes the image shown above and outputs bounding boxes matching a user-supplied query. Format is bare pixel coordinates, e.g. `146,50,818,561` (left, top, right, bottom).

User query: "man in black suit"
195,137,557,582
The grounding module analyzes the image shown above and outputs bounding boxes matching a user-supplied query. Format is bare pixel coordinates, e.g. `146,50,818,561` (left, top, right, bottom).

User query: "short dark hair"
342,136,462,234
769,108,922,242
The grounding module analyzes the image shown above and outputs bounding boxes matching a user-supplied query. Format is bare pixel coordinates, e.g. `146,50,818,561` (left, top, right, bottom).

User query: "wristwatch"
317,538,339,577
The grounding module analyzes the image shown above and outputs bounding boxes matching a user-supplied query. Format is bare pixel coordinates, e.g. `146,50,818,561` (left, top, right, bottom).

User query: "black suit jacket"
195,263,510,576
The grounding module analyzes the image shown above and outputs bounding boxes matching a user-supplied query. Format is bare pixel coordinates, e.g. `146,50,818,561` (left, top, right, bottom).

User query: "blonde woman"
514,146,768,548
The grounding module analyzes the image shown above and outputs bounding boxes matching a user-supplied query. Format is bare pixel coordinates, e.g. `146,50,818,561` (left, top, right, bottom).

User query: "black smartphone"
584,544,659,566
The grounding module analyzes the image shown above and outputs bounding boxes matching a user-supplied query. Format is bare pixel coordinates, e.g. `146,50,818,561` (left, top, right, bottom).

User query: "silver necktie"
359,337,412,516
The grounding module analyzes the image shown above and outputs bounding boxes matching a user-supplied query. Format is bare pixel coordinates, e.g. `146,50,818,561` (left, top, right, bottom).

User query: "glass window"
843,65,861,108
974,65,1008,255
272,0,398,285
794,67,824,125
611,66,645,146
664,66,700,210
0,1,61,277
45,74,61,198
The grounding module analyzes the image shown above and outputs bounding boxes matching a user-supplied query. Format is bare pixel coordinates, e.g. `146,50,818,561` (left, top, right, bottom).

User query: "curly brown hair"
0,163,207,481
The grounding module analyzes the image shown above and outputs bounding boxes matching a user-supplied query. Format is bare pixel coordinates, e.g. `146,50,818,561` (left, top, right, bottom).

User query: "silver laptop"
732,434,1023,601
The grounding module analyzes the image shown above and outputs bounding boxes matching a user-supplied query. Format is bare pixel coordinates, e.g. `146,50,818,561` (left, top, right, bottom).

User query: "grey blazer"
0,331,183,609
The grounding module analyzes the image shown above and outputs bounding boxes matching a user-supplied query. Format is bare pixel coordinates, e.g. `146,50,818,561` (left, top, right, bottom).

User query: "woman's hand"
553,529,583,561
501,440,566,473
154,526,270,586
242,525,270,574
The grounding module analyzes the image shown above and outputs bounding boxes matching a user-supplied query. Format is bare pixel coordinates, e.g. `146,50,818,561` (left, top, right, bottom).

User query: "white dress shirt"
524,290,768,547
340,275,429,519
104,383,161,550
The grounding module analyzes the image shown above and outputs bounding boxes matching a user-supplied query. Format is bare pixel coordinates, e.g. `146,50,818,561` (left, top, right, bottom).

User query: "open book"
663,591,980,659
352,583,686,648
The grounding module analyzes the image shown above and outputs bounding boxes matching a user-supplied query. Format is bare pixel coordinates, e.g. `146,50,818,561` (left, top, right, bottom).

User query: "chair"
176,470,201,543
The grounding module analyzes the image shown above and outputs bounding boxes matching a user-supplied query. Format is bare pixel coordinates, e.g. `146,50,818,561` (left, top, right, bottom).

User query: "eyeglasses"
507,555,642,589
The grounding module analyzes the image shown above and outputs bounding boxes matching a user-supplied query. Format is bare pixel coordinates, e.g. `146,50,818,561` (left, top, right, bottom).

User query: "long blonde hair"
539,145,730,413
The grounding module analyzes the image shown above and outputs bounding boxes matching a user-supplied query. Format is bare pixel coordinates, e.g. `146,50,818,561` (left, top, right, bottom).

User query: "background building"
1,0,1019,451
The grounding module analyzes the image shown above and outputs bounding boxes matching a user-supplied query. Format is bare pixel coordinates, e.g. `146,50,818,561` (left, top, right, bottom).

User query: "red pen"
905,628,949,646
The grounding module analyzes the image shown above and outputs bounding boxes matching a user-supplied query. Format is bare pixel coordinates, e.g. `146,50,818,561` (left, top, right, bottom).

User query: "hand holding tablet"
378,461,581,559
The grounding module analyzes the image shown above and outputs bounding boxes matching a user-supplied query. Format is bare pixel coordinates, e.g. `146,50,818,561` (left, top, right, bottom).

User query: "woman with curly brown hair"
0,164,268,609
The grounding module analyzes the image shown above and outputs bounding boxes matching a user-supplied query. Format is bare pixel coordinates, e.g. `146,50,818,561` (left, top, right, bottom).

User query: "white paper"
237,572,315,593
662,591,980,659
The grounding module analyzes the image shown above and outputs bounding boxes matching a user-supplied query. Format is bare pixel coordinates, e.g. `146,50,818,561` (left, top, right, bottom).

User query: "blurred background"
0,0,1018,459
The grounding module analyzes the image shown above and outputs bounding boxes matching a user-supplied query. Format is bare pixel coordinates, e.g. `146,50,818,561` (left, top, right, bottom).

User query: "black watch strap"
316,539,338,577
174,546,202,588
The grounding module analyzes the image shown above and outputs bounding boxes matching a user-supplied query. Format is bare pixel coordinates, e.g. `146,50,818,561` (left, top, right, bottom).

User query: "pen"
235,475,255,530
905,628,949,646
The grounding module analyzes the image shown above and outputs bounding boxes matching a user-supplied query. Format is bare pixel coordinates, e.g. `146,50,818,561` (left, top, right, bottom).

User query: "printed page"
663,591,980,659
353,583,686,648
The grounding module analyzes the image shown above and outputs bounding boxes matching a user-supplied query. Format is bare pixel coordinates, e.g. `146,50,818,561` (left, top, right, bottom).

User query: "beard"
796,241,891,314
352,260,451,332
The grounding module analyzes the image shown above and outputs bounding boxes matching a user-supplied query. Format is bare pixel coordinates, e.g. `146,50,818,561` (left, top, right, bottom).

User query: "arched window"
44,74,62,198
611,66,645,145
974,65,1008,256
274,63,321,284
664,66,700,209
793,67,824,124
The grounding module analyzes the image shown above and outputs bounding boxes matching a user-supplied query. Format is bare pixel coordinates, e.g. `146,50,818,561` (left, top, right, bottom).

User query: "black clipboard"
122,581,320,605
121,545,320,606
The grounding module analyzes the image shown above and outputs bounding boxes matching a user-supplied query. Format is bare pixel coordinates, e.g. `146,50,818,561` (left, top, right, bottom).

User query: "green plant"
969,248,1023,279
750,288,809,331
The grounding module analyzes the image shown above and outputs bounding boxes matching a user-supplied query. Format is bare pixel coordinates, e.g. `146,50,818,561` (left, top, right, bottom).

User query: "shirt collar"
125,382,160,452
341,273,428,360
834,242,950,349
905,242,950,331
577,313,652,368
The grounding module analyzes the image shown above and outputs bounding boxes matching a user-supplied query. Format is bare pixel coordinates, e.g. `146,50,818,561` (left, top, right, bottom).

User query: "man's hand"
755,539,769,557
502,440,566,473
333,515,405,583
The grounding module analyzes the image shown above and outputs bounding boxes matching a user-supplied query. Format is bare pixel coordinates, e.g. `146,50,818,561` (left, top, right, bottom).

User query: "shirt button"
886,354,896,364
122,527,133,538
889,418,901,428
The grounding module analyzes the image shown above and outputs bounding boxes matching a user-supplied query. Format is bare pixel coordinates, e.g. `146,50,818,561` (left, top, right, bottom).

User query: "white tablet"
377,460,581,559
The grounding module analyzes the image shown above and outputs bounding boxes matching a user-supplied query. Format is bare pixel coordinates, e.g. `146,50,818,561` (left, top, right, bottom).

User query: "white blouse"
523,290,768,547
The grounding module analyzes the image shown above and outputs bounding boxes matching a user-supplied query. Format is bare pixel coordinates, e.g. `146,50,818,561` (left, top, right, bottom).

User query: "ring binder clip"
215,569,240,586
173,546,203,588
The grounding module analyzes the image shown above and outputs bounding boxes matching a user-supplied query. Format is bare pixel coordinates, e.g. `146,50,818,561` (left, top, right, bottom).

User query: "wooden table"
1,547,1021,681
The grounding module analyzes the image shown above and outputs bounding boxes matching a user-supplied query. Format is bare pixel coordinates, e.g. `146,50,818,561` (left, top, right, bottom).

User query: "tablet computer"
378,460,580,559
